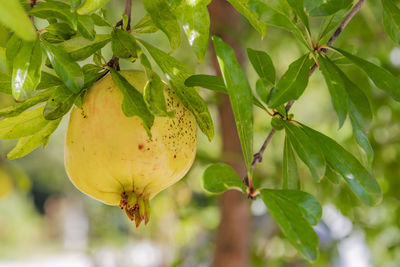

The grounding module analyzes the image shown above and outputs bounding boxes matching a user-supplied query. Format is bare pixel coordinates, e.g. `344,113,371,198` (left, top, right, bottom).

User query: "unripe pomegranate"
64,70,197,226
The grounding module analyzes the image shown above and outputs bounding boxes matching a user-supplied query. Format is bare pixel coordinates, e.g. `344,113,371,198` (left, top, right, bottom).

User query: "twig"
250,130,276,173
115,0,133,30
30,0,37,9
246,0,367,192
124,0,132,31
107,0,132,70
107,56,120,71
29,0,37,23
326,0,366,47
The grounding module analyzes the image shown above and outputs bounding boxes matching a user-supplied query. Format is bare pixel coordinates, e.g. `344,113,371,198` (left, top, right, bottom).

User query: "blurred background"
0,0,400,266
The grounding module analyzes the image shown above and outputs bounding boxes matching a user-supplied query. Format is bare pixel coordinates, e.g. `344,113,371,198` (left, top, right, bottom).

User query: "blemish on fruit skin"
138,144,144,150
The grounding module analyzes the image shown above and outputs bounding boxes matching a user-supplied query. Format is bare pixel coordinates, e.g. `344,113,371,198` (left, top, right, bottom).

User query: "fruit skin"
64,70,197,223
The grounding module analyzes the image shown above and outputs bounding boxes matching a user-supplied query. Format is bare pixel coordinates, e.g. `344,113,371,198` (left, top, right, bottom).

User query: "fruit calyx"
119,191,151,227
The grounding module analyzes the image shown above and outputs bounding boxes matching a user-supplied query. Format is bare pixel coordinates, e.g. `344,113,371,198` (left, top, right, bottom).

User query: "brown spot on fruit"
138,144,144,150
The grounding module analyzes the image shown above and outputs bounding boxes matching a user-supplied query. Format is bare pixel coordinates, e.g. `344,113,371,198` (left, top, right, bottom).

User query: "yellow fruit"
64,70,197,226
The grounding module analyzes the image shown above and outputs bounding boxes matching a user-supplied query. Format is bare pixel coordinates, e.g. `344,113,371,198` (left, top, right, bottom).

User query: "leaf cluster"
194,0,400,261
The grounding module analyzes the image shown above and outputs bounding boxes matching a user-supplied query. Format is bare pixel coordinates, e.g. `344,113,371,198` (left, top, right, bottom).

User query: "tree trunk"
209,1,251,266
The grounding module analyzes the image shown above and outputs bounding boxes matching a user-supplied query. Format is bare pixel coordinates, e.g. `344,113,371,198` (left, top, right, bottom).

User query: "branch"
326,0,366,47
247,0,367,189
107,0,133,70
29,0,37,23
124,0,132,31
30,0,37,9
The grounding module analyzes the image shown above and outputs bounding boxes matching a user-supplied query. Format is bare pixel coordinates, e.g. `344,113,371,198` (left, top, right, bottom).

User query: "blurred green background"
0,0,400,266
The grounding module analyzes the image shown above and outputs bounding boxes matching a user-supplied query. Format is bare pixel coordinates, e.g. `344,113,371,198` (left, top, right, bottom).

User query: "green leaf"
334,47,400,101
319,55,372,127
324,163,340,184
142,0,181,49
283,121,326,181
74,90,87,109
0,71,11,94
7,118,61,160
37,72,63,90
318,9,349,44
180,0,210,62
0,0,36,41
139,39,214,141
41,32,65,44
304,0,351,17
275,104,287,118
132,14,159,34
44,86,78,120
349,102,374,168
109,69,154,138
226,0,267,37
0,48,5,72
143,78,170,117
274,189,322,226
247,48,275,85
382,0,400,43
338,68,374,167
301,123,382,206
260,189,320,261
283,136,300,190
6,34,23,75
268,54,311,108
11,39,42,101
93,50,103,66
91,13,112,27
139,53,152,71
42,40,84,93
212,36,254,172
111,29,141,60
77,0,110,14
184,74,268,111
312,54,373,166
77,15,96,40
61,34,111,61
318,55,348,128
255,79,272,105
286,0,310,31
184,74,226,93
30,1,77,30
271,116,285,131
82,64,107,88
0,88,55,118
71,0,82,10
247,1,308,48
0,107,49,139
142,64,171,117
202,163,246,194
45,23,76,40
